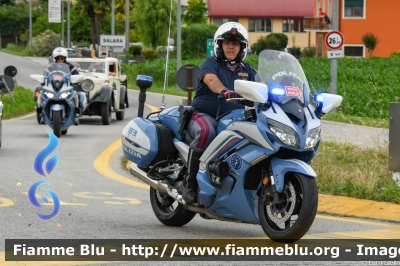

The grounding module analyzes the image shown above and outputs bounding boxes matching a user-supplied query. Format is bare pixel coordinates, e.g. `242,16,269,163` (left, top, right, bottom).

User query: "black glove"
220,88,241,99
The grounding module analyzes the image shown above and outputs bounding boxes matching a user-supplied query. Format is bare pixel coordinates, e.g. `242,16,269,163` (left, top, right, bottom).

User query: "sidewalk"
321,120,388,149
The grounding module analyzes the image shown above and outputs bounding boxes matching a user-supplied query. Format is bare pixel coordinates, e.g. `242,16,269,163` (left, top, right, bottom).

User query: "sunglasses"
95,64,102,67
55,57,65,61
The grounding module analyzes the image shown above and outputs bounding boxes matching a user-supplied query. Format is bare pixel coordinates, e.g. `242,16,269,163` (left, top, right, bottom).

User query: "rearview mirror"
313,93,343,118
30,75,44,84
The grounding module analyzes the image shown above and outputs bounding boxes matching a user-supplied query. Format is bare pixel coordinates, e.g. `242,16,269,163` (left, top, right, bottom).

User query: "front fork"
260,157,317,204
260,167,281,205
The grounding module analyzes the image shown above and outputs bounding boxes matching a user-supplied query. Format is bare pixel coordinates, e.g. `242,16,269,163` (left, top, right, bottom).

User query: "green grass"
1,44,35,56
1,87,36,119
313,141,400,203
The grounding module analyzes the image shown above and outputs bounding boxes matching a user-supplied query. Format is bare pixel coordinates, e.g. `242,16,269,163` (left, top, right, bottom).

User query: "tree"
0,0,12,5
362,32,380,57
32,29,61,56
0,2,31,47
251,33,287,54
92,0,109,44
133,0,177,48
75,0,110,47
182,0,207,25
75,0,96,46
181,23,218,59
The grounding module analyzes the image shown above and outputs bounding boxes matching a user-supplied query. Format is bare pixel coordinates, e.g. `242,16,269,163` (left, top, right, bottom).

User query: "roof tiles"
207,0,314,17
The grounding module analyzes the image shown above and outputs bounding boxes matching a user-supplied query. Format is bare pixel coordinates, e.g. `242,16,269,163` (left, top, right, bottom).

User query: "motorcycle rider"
180,22,257,204
52,47,86,117
35,47,86,122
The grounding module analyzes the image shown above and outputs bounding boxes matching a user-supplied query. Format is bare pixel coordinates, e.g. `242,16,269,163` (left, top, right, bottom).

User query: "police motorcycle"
122,49,343,242
31,63,85,138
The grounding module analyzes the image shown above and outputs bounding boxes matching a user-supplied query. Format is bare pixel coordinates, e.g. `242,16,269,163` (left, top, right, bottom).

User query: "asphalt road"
0,52,397,265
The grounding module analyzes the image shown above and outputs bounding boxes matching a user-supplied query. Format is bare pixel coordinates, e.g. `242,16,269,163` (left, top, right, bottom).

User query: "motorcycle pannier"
122,117,177,168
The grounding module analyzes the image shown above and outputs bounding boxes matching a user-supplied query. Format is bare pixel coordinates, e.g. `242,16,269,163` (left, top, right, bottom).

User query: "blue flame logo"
28,180,60,220
34,130,59,176
29,130,60,220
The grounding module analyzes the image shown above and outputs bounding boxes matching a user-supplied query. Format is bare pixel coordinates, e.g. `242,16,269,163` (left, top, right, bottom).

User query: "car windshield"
73,61,105,73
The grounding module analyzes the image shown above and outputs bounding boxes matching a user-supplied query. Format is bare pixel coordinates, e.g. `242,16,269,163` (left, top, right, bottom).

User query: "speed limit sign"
325,31,344,50
100,46,107,53
99,46,108,58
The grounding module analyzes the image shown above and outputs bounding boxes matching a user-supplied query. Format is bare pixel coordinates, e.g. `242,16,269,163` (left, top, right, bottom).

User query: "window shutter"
345,0,363,7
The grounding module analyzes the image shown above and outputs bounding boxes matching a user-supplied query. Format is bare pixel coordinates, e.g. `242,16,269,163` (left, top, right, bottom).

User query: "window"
344,0,364,17
344,46,363,57
248,19,272,32
282,19,303,32
213,18,238,26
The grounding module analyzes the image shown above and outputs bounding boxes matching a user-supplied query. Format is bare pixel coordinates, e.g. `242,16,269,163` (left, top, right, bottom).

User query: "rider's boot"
180,148,202,204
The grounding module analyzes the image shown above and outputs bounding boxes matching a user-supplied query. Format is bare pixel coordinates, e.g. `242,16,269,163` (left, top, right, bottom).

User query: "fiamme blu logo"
28,130,61,220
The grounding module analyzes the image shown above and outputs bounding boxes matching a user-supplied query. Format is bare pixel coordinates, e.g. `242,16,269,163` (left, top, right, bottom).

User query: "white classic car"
67,57,129,124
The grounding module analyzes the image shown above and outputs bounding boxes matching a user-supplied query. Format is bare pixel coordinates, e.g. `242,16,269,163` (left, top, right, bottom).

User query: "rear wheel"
116,110,124,120
53,111,62,138
150,187,196,226
125,90,129,108
36,106,44,124
258,173,318,242
61,129,68,135
101,99,111,125
0,114,2,147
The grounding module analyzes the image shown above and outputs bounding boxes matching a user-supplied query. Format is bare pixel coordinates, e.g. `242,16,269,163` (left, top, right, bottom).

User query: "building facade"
207,0,399,58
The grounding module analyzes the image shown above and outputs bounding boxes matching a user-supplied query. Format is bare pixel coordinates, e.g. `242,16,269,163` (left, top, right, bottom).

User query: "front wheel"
150,187,196,226
101,99,111,125
53,110,62,138
258,173,318,242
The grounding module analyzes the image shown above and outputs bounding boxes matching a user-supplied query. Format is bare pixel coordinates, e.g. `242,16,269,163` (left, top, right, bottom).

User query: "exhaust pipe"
130,163,185,204
130,163,251,224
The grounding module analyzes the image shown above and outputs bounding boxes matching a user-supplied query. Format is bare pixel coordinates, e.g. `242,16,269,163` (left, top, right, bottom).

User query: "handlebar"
218,95,254,107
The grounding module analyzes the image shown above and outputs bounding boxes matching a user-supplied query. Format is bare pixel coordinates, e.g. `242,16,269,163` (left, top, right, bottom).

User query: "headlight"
305,126,321,149
44,91,55,99
81,79,95,92
268,119,300,148
60,91,71,98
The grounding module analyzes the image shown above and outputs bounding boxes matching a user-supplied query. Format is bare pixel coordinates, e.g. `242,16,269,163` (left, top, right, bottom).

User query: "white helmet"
214,22,249,62
52,47,68,60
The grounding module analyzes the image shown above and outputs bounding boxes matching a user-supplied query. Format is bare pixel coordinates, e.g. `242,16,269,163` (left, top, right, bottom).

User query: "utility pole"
177,0,181,71
330,0,339,94
61,0,64,47
67,0,70,48
29,0,32,50
111,0,114,56
125,0,129,52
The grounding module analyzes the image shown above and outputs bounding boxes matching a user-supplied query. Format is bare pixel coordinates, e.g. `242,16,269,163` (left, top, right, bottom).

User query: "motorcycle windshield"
44,63,71,76
44,63,71,90
256,50,309,105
